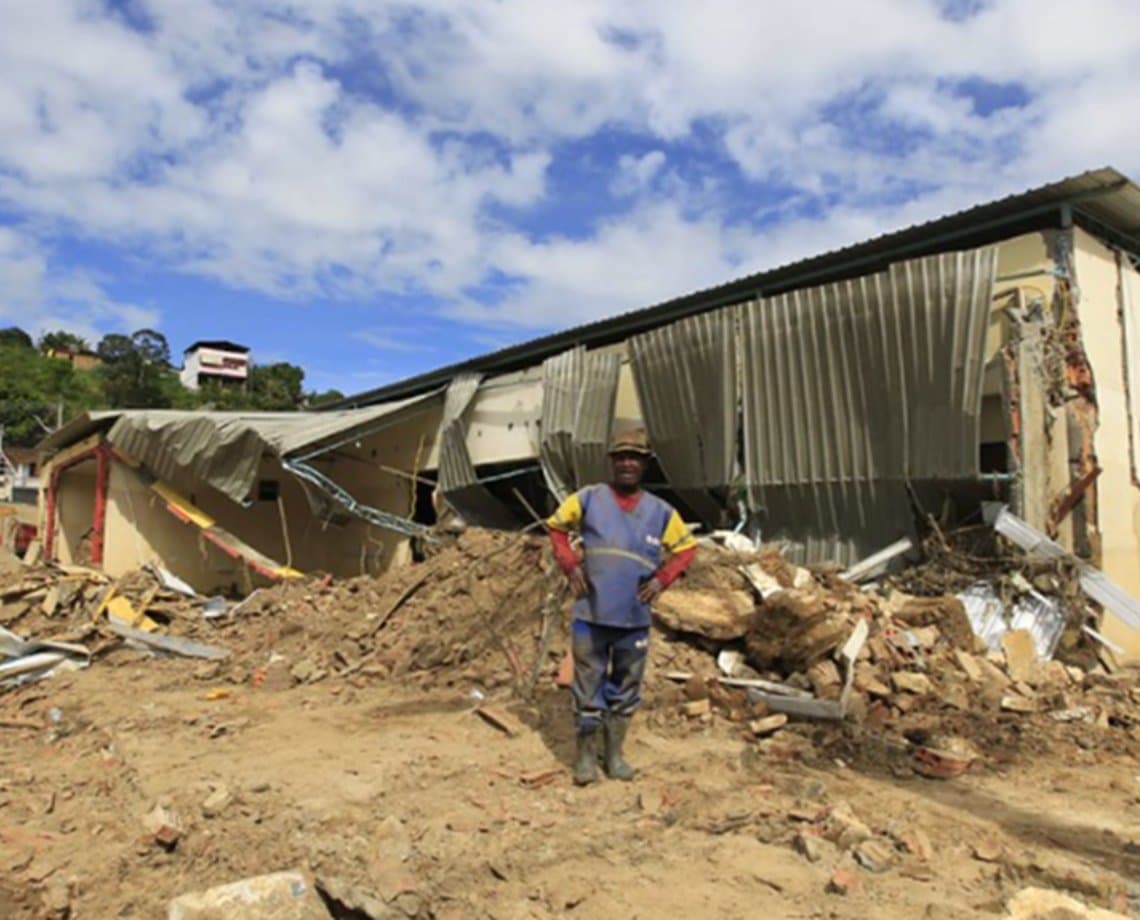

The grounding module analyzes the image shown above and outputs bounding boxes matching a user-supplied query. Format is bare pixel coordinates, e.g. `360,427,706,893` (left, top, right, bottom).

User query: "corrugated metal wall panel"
538,350,579,500
571,350,621,488
627,311,736,520
438,374,521,528
740,246,997,563
539,347,621,500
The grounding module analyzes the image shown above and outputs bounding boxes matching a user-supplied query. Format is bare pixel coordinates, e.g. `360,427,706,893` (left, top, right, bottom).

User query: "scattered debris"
0,625,90,688
653,588,755,640
854,838,896,873
842,537,915,584
475,705,526,738
826,866,862,896
749,713,788,737
144,803,183,851
1004,886,1131,920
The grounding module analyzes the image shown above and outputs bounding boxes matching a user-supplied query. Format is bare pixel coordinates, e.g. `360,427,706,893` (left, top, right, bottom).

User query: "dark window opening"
257,479,280,501
979,442,1009,474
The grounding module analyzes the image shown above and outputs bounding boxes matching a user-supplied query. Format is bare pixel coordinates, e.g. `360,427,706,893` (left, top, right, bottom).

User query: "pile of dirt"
198,528,557,691
4,525,1137,773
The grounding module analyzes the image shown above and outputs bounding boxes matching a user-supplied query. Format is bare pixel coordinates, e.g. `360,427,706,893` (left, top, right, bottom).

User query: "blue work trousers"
570,619,649,735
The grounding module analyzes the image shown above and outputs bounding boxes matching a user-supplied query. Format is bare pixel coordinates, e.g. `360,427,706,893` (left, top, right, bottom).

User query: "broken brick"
826,867,862,895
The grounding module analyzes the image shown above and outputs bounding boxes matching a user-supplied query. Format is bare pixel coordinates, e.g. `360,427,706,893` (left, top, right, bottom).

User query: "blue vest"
572,484,674,629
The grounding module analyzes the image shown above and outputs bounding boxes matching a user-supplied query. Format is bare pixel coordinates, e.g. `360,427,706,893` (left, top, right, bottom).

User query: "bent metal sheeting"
42,392,442,507
625,245,998,563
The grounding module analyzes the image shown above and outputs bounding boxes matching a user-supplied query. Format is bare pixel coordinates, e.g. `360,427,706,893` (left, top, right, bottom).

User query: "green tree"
304,388,344,408
131,329,171,367
38,330,90,354
96,333,134,364
189,379,258,411
249,362,305,410
97,329,175,408
0,327,34,350
0,342,102,445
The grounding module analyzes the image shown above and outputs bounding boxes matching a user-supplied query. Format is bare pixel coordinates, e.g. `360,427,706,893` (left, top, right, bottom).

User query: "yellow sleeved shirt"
546,489,696,554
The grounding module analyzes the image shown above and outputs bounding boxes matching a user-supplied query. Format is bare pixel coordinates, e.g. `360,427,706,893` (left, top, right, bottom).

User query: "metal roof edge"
245,168,1140,409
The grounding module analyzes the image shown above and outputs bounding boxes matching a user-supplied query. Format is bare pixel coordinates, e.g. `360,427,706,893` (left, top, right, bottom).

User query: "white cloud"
0,227,159,342
0,0,1139,343
612,150,667,197
353,326,439,353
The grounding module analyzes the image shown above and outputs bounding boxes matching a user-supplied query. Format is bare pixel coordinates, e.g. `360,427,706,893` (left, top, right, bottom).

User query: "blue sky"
1,1,1139,396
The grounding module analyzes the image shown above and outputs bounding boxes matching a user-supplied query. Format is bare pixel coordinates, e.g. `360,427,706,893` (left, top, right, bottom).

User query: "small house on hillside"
180,340,250,390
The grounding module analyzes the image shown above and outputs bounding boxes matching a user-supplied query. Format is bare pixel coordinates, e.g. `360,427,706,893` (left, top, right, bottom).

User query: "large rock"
1005,887,1129,919
745,589,852,672
885,593,975,650
168,870,330,920
653,589,756,640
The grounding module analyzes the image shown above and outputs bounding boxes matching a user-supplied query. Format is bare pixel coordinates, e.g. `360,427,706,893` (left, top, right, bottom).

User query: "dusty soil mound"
4,526,1138,771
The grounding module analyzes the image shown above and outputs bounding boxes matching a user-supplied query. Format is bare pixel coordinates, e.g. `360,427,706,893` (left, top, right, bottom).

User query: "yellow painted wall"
1072,227,1140,657
103,461,250,593
54,459,95,565
301,407,438,576
988,232,1079,548
95,404,442,590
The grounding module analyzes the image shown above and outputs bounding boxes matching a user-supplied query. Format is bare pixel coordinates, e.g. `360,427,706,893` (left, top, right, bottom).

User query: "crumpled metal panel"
957,581,1066,659
628,311,737,521
991,504,1140,632
101,392,441,505
438,374,521,529
572,350,621,489
539,350,580,500
538,347,620,500
740,247,998,563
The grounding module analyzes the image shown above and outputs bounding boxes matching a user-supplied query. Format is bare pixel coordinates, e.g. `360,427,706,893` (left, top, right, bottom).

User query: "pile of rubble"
646,526,1139,769
3,514,1138,771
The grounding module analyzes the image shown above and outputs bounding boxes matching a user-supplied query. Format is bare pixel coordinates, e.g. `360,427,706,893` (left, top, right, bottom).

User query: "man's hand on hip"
637,577,663,605
567,567,590,598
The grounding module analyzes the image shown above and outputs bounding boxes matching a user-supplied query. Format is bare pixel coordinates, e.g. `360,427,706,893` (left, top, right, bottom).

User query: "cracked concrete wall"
991,231,1078,551
1071,227,1140,658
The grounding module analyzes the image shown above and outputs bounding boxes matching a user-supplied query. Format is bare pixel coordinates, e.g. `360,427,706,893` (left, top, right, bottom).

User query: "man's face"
611,451,648,490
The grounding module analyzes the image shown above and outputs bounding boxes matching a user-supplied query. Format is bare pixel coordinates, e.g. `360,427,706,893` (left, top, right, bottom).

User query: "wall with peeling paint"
1072,228,1140,657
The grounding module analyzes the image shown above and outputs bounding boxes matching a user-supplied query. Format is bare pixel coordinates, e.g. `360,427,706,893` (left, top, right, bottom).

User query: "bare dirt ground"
3,529,1139,917
2,650,1138,919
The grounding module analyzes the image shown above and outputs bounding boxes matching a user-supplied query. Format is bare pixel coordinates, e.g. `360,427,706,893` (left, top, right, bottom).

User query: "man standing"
546,429,697,785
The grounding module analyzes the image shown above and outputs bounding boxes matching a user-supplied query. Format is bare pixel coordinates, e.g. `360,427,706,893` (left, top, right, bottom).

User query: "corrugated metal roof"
329,166,1140,411
37,393,442,503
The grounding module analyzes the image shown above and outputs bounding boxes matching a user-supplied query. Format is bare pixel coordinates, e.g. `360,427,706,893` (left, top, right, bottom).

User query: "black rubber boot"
573,730,600,786
603,715,636,781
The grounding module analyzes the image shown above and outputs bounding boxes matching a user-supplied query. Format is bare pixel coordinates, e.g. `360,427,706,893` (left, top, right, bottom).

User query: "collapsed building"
32,167,1140,657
